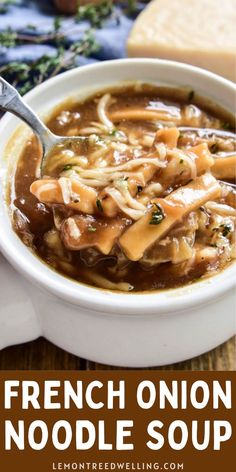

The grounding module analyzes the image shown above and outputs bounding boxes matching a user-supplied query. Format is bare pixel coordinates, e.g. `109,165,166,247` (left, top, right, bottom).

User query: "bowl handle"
0,253,42,350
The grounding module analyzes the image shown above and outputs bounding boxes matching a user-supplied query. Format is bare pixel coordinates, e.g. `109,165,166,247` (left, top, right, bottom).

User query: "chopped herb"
89,134,104,146
88,226,97,232
109,129,125,139
62,164,73,171
188,90,195,101
96,199,103,212
109,129,118,136
211,143,219,154
179,159,184,164
220,223,232,237
97,136,105,143
137,184,143,193
149,203,165,225
222,122,231,131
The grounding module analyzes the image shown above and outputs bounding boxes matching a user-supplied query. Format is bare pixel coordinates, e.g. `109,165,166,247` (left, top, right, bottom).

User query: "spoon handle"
178,126,236,139
0,76,54,148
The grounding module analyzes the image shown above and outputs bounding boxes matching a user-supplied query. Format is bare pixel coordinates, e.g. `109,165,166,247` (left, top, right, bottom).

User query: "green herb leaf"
54,16,62,33
0,0,16,14
188,90,195,101
76,1,113,28
96,199,103,212
109,129,118,136
210,143,219,154
0,27,17,47
149,203,165,225
222,122,231,130
62,164,73,171
0,29,99,95
88,226,97,232
220,223,233,237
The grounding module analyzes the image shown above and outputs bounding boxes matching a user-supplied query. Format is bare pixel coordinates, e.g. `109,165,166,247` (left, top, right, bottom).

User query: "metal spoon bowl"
178,126,236,140
0,76,88,177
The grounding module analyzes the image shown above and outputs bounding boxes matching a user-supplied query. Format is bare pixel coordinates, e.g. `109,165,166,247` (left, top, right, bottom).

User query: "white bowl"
0,59,235,367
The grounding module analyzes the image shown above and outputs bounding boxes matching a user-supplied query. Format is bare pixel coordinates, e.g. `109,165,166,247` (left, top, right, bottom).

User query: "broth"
11,85,236,292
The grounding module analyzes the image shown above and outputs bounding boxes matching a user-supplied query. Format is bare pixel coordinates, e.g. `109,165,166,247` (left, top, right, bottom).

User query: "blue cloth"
0,1,144,69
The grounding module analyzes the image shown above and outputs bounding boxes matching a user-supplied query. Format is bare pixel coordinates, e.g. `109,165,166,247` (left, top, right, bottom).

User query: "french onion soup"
11,85,236,292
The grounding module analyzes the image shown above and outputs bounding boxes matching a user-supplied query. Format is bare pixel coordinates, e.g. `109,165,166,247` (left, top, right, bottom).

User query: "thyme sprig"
0,1,139,95
0,31,99,95
125,0,139,14
0,18,79,47
0,27,16,47
76,1,114,28
0,0,16,14
0,1,102,95
75,1,139,27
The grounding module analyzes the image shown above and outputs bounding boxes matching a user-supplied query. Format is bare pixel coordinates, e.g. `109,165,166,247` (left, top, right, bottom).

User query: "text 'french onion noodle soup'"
11,85,236,292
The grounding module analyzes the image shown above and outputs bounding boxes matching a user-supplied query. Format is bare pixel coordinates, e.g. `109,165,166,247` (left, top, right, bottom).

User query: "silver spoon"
178,126,236,140
0,76,87,176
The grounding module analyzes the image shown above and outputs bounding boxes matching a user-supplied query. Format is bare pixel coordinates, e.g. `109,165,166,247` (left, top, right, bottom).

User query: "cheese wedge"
127,0,236,82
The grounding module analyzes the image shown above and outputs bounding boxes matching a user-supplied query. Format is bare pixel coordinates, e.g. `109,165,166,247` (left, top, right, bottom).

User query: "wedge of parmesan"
127,0,236,82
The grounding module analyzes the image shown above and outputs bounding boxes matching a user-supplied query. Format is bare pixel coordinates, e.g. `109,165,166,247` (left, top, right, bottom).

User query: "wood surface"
0,336,235,370
0,0,235,373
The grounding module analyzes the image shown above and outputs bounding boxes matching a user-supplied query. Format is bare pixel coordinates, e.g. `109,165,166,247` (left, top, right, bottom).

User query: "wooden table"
0,336,235,370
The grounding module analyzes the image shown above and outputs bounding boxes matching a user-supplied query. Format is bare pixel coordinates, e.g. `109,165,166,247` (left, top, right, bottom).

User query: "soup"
11,85,236,292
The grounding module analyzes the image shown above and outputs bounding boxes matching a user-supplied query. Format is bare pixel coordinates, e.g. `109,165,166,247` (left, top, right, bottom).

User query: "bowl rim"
0,58,235,316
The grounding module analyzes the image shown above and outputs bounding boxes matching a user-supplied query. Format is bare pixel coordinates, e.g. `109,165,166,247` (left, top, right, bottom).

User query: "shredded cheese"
67,218,81,240
58,177,72,204
97,94,114,131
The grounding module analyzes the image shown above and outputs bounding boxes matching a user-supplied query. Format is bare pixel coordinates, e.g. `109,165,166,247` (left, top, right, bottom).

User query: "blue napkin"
0,1,144,69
